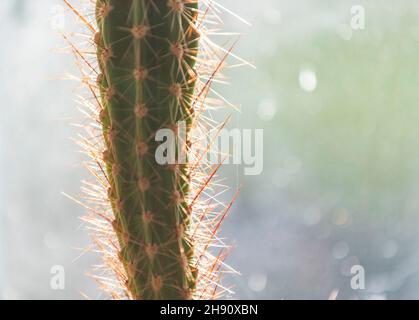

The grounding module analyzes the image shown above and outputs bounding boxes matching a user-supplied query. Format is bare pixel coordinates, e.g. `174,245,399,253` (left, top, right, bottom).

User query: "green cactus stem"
95,0,199,300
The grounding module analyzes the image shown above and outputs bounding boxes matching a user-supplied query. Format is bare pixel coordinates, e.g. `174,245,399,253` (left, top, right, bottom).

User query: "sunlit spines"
64,0,242,300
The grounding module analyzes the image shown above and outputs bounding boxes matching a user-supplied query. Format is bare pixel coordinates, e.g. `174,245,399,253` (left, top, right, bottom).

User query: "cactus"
64,0,242,300
95,0,199,300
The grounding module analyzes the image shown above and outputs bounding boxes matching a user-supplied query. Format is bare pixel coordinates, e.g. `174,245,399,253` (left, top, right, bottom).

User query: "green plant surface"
95,0,199,300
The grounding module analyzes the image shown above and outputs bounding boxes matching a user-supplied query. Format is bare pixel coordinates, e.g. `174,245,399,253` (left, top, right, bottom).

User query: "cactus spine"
95,0,199,300
65,0,241,300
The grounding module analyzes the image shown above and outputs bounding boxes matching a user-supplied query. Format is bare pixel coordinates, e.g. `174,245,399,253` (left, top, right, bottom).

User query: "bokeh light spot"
248,273,268,292
299,68,317,92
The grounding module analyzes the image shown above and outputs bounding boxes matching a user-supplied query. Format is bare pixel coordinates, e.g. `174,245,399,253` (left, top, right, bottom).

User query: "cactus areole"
96,0,199,299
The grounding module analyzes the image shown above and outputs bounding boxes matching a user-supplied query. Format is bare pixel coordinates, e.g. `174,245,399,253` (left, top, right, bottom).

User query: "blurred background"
2,0,419,299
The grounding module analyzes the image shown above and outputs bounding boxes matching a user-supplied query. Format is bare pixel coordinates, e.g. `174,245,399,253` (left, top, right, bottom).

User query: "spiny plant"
64,0,247,300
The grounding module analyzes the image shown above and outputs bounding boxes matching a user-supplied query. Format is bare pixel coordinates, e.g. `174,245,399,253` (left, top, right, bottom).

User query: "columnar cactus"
65,0,240,300
95,0,198,300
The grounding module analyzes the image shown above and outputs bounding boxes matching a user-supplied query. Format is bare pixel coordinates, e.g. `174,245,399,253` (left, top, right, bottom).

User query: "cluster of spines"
64,0,241,300
94,0,201,300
